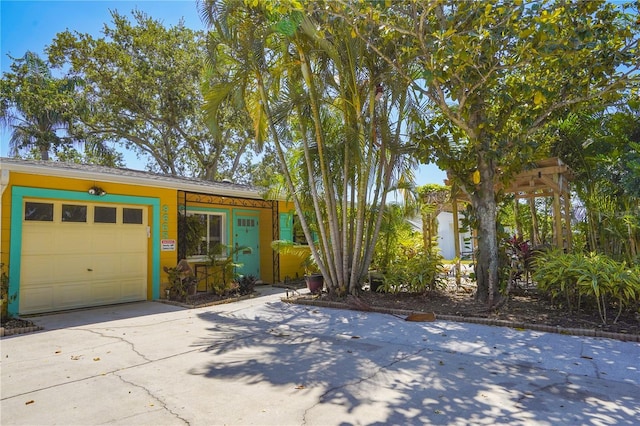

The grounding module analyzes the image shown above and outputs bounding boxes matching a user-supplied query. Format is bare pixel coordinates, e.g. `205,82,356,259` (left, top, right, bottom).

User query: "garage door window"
24,202,54,221
62,204,87,222
94,206,117,223
123,208,143,224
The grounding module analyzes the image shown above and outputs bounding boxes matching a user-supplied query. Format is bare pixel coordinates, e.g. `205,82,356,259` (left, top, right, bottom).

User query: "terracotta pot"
305,274,324,294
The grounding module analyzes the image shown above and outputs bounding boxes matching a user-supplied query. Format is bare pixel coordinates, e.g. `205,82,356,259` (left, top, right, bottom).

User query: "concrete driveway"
1,286,639,425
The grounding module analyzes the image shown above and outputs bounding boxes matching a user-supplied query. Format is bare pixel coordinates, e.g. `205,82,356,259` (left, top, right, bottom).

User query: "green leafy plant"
178,213,207,258
1,263,13,320
534,250,640,324
533,249,581,312
163,259,197,302
605,263,639,323
236,275,258,296
379,250,445,294
207,243,248,295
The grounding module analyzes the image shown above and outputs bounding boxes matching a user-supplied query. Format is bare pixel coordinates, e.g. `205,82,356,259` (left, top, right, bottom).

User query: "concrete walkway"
1,286,639,425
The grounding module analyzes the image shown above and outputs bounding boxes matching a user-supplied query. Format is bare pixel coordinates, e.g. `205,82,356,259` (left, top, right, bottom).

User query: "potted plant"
271,240,324,294
301,255,324,294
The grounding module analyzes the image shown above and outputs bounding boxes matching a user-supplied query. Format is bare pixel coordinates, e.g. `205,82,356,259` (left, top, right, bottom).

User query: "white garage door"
20,199,148,314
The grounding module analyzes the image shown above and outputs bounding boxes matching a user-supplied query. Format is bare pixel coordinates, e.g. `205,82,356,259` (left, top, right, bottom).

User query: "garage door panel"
21,255,59,285
53,255,94,282
122,232,148,252
91,254,122,276
57,228,93,253
120,279,147,299
55,283,92,309
22,228,56,255
121,254,146,275
91,282,119,303
20,286,54,313
20,201,149,314
90,232,122,253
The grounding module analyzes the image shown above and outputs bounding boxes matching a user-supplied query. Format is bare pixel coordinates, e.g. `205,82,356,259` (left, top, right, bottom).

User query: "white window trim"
185,210,227,262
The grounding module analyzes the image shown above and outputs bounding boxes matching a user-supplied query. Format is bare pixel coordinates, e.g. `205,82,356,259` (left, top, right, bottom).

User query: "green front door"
233,212,260,279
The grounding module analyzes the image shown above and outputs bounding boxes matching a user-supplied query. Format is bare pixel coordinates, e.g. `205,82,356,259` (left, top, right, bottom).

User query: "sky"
0,0,447,185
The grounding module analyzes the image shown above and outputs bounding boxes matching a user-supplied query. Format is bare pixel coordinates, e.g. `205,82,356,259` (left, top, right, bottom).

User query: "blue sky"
0,0,446,185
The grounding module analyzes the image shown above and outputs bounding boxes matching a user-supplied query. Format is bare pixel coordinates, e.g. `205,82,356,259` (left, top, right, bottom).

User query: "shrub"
237,275,257,295
379,250,445,294
1,263,11,320
533,250,640,324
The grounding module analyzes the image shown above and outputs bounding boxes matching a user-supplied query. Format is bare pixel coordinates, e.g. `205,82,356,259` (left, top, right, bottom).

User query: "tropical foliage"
199,0,419,295
377,235,445,294
335,0,640,305
552,103,640,264
0,51,120,163
46,9,257,180
2,1,639,311
533,249,640,324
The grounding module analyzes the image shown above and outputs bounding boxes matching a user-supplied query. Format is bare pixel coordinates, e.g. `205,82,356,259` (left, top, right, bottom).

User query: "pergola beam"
448,157,573,253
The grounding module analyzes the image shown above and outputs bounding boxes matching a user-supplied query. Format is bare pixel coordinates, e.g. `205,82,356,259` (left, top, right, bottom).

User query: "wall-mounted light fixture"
88,185,107,196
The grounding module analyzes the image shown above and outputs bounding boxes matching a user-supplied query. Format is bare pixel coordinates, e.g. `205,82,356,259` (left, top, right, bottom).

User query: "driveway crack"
78,328,152,362
111,371,190,425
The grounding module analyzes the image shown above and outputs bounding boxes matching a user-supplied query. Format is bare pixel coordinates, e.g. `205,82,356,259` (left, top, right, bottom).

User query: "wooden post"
529,198,540,246
514,196,522,238
553,190,563,250
452,199,461,287
563,191,573,251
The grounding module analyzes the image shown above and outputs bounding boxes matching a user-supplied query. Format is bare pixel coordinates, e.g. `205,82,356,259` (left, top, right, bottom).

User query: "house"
435,210,475,260
0,158,302,316
407,210,475,260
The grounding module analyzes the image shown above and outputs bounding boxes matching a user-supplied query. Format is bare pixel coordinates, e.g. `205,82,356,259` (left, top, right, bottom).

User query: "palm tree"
200,0,420,294
1,51,81,160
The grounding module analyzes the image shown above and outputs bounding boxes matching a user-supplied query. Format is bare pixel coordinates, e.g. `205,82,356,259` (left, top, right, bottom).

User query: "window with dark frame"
62,204,87,223
94,206,117,223
187,212,224,257
123,208,143,224
24,202,54,221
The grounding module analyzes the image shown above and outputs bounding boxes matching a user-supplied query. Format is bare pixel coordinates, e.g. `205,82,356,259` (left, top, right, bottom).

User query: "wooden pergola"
448,157,574,263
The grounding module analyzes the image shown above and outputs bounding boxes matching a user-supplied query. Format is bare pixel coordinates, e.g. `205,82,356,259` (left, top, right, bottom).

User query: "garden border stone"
285,296,640,343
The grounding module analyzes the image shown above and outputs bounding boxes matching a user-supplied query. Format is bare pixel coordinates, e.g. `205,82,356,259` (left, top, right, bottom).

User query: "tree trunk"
40,146,50,161
470,155,500,306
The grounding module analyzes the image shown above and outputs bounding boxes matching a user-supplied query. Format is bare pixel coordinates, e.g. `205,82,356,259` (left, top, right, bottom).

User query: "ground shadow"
191,300,640,425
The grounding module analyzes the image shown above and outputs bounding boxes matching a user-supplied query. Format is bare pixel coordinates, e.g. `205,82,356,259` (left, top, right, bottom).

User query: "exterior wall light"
88,186,107,196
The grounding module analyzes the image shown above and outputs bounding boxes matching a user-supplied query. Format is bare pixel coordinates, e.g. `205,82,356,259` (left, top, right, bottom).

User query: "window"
94,206,117,223
292,214,308,245
62,204,87,222
187,211,225,257
24,202,54,221
123,208,143,224
238,218,256,227
280,212,311,245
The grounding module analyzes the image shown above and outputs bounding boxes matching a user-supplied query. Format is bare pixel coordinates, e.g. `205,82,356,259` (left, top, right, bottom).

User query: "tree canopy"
1,51,78,161
335,0,640,304
46,9,258,180
200,0,421,294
